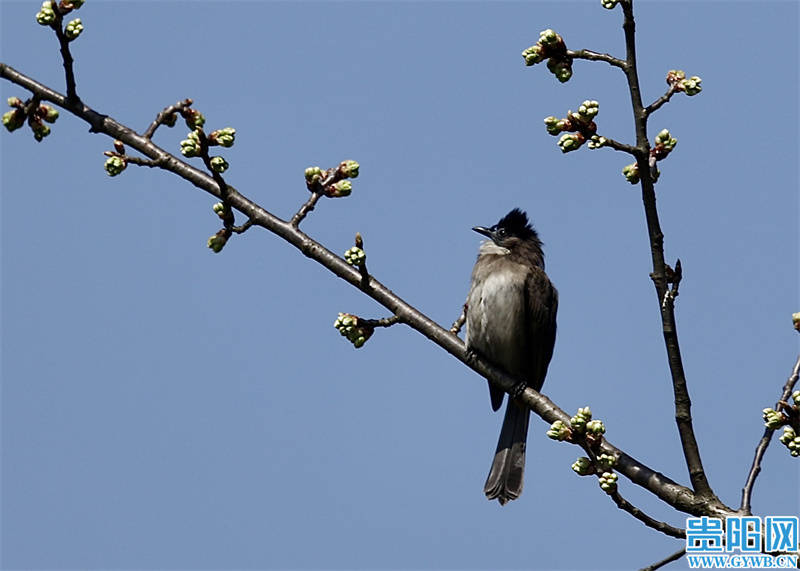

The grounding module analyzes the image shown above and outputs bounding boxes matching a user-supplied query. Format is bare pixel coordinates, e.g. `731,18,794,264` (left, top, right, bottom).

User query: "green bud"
546,420,570,441
344,246,366,266
539,29,560,46
522,44,545,66
597,453,617,469
180,132,202,157
598,471,618,493
65,18,84,41
184,109,205,129
41,105,59,123
586,419,605,435
588,135,607,150
792,390,800,405
31,122,51,141
209,156,229,173
792,312,800,332
622,162,640,184
544,116,563,136
212,202,228,219
667,70,686,83
7,97,23,107
681,76,702,96
36,2,56,25
601,0,619,8
340,160,360,178
210,127,235,147
763,408,785,429
558,133,582,153
571,457,593,476
779,427,795,445
577,406,592,420
578,100,599,120
69,0,85,8
2,109,25,132
547,58,573,83
305,166,323,184
328,180,352,198
207,232,228,253
104,155,127,176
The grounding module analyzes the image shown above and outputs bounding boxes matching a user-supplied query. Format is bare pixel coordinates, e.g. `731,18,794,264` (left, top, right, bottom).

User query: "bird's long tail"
483,399,530,505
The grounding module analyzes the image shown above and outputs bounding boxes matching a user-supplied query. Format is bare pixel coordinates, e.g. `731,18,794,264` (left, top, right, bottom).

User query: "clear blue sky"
2,1,798,569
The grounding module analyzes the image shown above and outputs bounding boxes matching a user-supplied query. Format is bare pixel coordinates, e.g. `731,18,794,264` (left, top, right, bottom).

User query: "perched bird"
465,209,558,505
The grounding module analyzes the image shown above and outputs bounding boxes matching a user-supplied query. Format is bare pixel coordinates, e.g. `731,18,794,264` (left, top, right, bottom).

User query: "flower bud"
2,109,25,132
522,44,545,66
209,127,235,147
104,155,127,176
65,18,84,41
571,457,593,476
36,1,56,25
327,180,352,198
586,419,605,435
339,160,360,178
209,156,229,173
546,420,570,441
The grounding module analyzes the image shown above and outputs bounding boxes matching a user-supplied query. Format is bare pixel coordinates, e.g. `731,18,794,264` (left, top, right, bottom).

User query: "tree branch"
567,49,626,70
0,60,736,521
639,548,685,571
609,490,685,538
619,0,715,501
740,354,800,513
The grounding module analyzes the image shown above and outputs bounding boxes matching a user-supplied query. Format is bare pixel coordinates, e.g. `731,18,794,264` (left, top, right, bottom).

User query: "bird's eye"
495,228,506,238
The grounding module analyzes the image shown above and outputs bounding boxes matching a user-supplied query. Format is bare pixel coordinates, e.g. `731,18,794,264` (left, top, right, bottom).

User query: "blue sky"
1,1,798,569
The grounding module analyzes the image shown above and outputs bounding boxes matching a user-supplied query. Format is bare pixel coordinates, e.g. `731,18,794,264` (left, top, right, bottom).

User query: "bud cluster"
207,228,231,253
546,420,571,441
334,313,374,349
344,246,366,267
762,407,786,430
180,130,202,157
779,427,800,457
543,100,600,153
601,0,620,8
598,471,618,493
208,127,236,148
667,70,703,96
571,456,593,476
522,29,573,83
3,98,62,142
304,160,360,198
652,128,678,161
64,18,83,40
183,108,205,129
209,156,229,173
793,312,800,332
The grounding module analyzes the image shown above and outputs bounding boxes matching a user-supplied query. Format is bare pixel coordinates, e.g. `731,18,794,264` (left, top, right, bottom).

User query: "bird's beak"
472,226,493,239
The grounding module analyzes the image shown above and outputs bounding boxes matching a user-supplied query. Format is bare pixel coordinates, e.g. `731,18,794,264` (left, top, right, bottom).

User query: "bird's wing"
523,268,558,391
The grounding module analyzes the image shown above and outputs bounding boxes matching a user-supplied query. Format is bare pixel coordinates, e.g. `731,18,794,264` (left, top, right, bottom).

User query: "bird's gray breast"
465,261,528,377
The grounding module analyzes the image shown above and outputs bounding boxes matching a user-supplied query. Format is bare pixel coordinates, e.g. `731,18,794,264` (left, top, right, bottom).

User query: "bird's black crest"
496,208,538,240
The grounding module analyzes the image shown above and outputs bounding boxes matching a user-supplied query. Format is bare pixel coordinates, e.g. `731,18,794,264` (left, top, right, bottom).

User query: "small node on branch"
601,0,620,8
544,100,599,153
667,70,703,96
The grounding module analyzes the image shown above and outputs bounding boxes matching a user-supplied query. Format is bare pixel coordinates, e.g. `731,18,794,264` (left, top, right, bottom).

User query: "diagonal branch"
639,548,685,571
740,354,800,513
608,490,685,538
0,60,737,523
618,0,715,501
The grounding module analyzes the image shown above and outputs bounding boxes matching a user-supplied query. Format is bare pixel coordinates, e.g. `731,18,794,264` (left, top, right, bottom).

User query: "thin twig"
360,315,401,328
609,491,685,538
741,354,800,513
143,98,193,139
601,136,640,156
450,304,467,335
567,49,626,70
126,156,166,168
290,191,323,227
645,84,678,117
232,218,255,234
50,8,79,103
639,548,686,571
619,0,715,501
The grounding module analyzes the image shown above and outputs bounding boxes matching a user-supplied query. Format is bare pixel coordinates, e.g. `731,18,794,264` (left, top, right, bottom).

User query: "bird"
465,208,558,505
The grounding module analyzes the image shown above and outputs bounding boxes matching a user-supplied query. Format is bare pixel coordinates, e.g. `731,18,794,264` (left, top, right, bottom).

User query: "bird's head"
472,208,541,250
